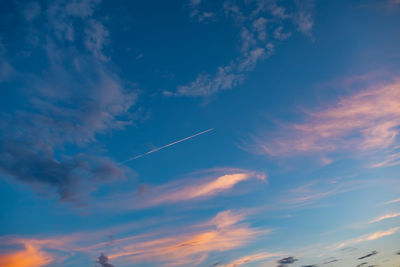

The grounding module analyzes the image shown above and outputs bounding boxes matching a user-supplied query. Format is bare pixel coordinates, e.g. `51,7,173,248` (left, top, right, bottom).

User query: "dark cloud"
0,139,124,201
0,0,136,201
277,256,298,267
356,263,367,267
302,265,318,267
358,251,378,260
96,253,115,267
323,257,338,264
396,250,400,255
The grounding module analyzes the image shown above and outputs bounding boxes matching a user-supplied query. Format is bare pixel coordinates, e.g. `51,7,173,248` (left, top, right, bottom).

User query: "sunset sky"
0,0,400,266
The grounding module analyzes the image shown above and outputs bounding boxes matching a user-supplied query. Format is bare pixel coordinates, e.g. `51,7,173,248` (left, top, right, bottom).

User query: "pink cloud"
149,169,266,205
255,79,400,162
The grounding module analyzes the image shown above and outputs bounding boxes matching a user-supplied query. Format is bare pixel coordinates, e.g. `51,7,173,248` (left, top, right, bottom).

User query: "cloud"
284,178,362,207
255,79,400,162
0,210,271,266
152,170,265,204
169,65,244,97
85,19,110,61
0,42,14,83
323,257,338,264
0,0,136,201
123,128,214,162
106,210,269,266
97,253,115,267
293,0,315,36
370,151,400,168
337,227,400,248
123,169,267,209
383,197,400,205
277,256,298,267
216,251,281,267
358,251,378,260
369,212,400,223
100,168,266,210
188,0,216,23
167,0,314,97
0,241,53,267
23,2,41,21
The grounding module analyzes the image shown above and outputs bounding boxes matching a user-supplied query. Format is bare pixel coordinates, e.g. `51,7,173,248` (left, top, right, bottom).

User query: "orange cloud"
107,210,270,266
0,209,270,267
151,171,266,205
369,212,400,223
337,227,400,248
256,79,400,161
99,168,266,211
0,241,53,267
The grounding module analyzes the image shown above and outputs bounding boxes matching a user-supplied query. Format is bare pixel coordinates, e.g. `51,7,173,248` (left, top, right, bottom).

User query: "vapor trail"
123,128,214,163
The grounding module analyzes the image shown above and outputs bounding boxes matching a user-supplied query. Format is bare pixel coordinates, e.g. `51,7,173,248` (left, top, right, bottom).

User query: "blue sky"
0,0,400,266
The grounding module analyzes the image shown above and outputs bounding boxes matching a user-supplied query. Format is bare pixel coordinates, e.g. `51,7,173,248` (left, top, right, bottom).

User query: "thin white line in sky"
123,128,214,163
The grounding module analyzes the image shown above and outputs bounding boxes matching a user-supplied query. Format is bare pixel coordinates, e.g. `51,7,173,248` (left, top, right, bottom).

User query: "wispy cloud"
369,212,400,223
358,250,378,260
0,210,270,267
0,241,52,267
149,170,266,205
188,0,216,23
103,168,266,210
123,128,214,162
277,256,298,267
383,197,400,205
106,210,270,266
370,151,400,168
0,0,136,201
284,178,362,207
337,227,400,248
167,0,314,97
96,253,115,267
217,251,281,267
254,79,400,164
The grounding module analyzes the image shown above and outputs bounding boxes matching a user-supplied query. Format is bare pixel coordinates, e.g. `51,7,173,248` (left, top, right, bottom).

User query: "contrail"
123,128,214,163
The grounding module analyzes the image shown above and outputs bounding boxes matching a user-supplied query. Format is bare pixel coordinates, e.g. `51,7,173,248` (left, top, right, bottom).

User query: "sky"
0,0,400,266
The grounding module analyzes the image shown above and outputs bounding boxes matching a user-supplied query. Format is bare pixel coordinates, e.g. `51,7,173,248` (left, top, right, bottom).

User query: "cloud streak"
254,79,400,164
148,170,266,205
383,198,400,205
369,212,400,223
0,241,53,267
106,210,269,266
123,128,214,162
337,227,400,248
99,168,266,210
